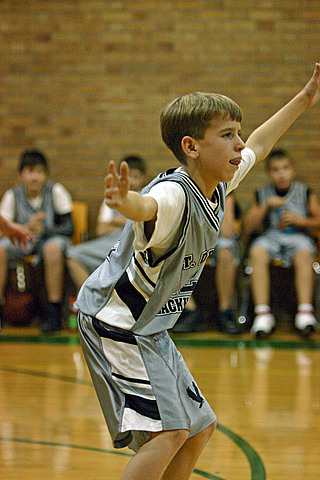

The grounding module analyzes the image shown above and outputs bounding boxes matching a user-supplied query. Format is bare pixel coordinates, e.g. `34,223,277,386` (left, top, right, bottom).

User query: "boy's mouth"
229,157,242,166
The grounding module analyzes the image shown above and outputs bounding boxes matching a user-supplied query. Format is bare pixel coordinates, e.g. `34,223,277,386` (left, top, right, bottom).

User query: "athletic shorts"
250,231,316,268
67,231,122,273
0,235,71,268
208,234,240,267
78,312,216,452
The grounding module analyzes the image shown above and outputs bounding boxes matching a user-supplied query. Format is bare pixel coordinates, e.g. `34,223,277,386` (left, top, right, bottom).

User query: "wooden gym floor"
0,325,319,479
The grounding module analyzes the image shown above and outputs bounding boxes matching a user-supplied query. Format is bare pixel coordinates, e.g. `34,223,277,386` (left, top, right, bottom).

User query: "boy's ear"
181,136,199,159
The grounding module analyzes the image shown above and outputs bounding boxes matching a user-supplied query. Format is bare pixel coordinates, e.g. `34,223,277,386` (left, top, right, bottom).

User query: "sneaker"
41,303,62,334
217,308,243,334
250,313,276,339
172,308,208,333
295,311,318,338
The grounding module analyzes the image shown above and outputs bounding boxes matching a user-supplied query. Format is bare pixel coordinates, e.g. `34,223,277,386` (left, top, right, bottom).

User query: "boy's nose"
236,138,245,150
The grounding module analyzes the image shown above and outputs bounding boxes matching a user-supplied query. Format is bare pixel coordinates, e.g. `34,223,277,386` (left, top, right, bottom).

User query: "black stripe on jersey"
125,393,161,420
112,372,151,385
134,255,156,288
145,197,189,268
92,318,137,345
170,171,220,231
213,186,225,216
115,271,147,320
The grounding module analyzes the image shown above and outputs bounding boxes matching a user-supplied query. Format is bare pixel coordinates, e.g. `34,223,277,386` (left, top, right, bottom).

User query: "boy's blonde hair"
160,92,242,164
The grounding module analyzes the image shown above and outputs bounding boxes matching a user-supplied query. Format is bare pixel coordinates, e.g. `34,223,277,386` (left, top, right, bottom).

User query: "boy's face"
20,165,48,198
267,157,295,191
128,168,146,192
195,117,245,183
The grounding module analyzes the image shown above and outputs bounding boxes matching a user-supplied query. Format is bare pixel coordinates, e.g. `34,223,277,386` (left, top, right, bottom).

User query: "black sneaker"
172,308,208,333
41,303,62,334
217,308,243,335
0,304,3,329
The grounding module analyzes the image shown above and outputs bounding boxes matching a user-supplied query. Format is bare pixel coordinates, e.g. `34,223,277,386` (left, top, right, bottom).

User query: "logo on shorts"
186,382,204,408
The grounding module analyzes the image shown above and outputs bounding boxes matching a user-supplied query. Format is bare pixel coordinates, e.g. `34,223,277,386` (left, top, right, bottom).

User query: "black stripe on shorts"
125,393,161,420
112,372,151,385
92,318,137,345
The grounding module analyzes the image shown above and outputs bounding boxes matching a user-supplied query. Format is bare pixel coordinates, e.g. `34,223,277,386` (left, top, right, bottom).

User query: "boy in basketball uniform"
77,63,320,479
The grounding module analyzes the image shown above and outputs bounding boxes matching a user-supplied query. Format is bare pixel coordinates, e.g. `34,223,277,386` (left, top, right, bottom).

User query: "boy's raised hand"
302,62,320,108
104,161,130,208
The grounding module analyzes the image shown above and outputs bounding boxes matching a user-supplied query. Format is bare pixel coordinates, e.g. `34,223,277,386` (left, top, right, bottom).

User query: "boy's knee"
250,246,269,265
150,429,189,451
294,249,313,266
0,244,8,263
217,247,234,264
43,242,63,262
166,429,189,448
202,420,217,441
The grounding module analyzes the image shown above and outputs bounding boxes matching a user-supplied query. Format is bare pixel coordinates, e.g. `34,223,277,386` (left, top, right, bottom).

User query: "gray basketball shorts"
250,231,316,268
78,312,216,452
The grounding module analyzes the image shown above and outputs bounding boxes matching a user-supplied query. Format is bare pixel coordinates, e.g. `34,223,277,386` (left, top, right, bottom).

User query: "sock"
254,304,270,315
297,303,314,313
47,302,62,321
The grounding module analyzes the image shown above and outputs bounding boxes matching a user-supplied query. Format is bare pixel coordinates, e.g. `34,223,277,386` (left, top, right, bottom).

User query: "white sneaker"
295,311,318,338
251,313,276,339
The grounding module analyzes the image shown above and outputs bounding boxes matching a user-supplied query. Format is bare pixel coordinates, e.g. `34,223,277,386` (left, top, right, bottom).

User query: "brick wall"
1,0,319,233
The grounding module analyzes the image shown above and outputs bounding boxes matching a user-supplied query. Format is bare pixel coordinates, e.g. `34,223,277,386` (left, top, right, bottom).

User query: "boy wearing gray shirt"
77,64,320,480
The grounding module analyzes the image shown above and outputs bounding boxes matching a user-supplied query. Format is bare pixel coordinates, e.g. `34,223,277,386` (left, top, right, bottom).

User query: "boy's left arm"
246,62,320,163
282,192,320,231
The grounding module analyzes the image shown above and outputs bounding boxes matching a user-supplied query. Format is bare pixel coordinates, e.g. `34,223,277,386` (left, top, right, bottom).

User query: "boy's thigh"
250,234,280,261
285,234,316,260
210,235,240,266
40,235,72,256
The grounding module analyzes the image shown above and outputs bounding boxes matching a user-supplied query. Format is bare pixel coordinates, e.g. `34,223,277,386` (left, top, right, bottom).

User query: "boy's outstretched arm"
104,161,158,222
246,62,320,163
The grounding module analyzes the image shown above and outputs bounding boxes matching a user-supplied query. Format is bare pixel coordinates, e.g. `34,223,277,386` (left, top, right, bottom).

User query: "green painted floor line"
0,436,222,479
0,365,93,385
1,331,319,350
217,424,266,480
0,426,264,480
1,366,266,479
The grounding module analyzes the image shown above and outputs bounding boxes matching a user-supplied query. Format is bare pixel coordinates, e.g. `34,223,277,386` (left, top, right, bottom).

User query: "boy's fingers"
119,161,129,183
105,198,121,207
104,187,119,197
108,160,116,174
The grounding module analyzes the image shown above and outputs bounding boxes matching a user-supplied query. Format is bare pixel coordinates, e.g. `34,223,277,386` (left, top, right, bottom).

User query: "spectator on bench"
0,150,74,333
172,193,242,334
243,149,320,339
66,155,147,292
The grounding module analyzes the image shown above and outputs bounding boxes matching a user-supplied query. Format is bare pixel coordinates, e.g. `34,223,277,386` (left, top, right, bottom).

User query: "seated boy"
66,155,147,291
243,149,320,338
172,193,241,334
0,150,74,332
